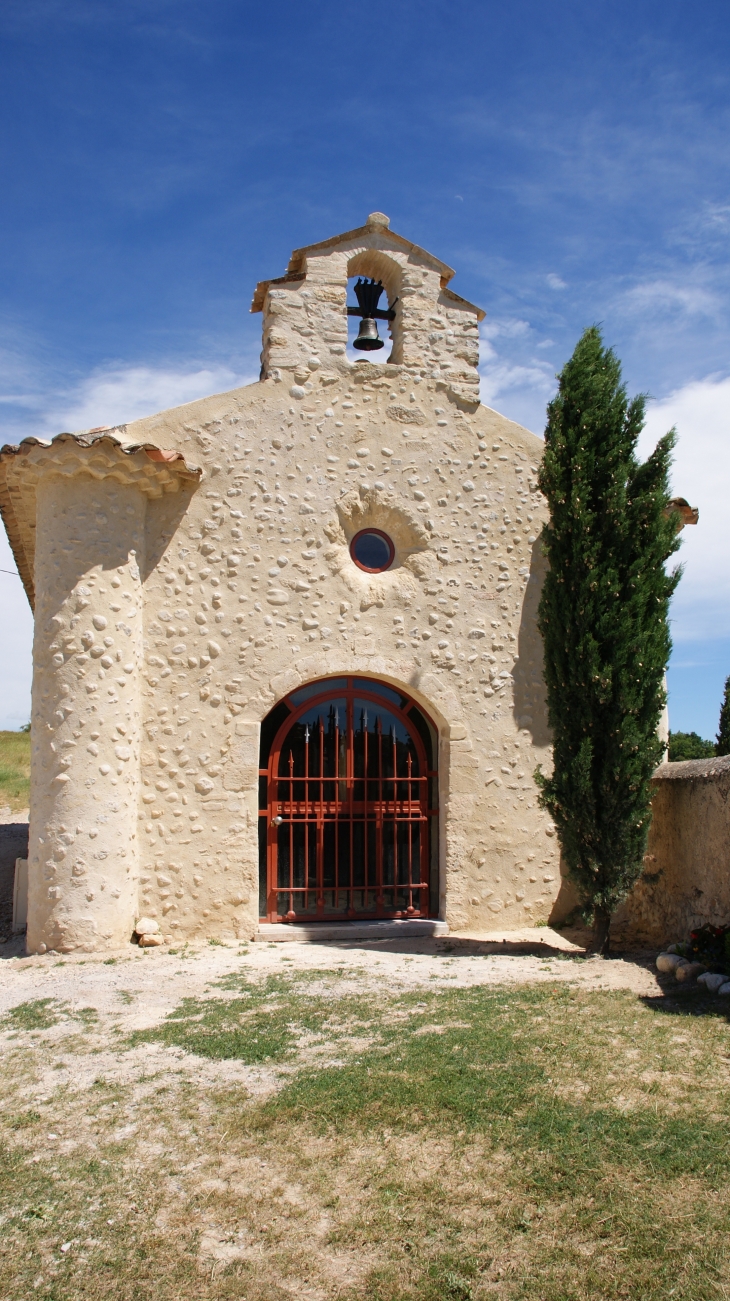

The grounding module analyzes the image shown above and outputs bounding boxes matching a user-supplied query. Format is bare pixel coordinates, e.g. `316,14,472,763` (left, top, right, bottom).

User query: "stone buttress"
0,433,200,952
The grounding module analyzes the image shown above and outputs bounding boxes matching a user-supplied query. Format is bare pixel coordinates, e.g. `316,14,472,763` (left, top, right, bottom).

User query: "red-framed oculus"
349,528,395,573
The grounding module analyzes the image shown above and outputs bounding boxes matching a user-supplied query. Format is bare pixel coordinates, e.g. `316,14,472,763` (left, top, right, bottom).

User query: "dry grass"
0,730,30,814
0,970,729,1299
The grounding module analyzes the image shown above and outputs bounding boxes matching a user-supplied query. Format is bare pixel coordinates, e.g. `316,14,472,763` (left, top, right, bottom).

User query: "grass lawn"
0,729,30,813
0,967,729,1299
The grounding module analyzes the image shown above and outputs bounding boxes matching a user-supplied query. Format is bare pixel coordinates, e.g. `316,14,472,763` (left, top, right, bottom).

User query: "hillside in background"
0,730,30,814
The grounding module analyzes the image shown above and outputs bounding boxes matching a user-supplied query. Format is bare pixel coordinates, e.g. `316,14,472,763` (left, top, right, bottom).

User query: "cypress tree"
717,676,730,755
535,327,682,955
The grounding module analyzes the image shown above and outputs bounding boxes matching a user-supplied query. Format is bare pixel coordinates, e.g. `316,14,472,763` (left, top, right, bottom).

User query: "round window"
350,529,395,573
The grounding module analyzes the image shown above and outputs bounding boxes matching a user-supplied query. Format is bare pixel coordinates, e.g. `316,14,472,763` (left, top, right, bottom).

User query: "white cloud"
478,318,555,433
41,363,256,437
0,360,257,730
638,375,730,642
622,278,720,319
480,360,554,405
0,528,33,730
546,273,567,290
481,317,531,340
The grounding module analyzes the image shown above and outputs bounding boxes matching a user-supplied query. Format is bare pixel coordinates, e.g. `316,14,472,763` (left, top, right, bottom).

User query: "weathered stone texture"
613,757,730,948
1,216,563,952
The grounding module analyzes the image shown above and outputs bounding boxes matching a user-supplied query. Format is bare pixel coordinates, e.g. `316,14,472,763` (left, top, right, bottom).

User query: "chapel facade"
0,212,561,954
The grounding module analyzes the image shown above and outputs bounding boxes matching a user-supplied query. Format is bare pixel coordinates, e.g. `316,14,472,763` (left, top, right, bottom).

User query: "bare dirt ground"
1,933,698,1301
0,933,661,1104
0,931,661,1022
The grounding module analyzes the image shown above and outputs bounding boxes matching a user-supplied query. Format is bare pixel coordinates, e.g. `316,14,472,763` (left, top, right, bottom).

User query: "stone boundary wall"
613,756,730,948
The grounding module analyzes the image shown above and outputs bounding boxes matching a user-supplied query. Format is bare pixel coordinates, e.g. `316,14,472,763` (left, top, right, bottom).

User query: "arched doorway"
259,678,439,923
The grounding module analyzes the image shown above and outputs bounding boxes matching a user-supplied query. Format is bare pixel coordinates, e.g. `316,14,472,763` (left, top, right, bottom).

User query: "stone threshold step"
256,920,449,943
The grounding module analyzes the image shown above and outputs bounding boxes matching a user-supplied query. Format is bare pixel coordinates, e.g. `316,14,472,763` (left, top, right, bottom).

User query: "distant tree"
668,731,716,761
717,676,730,756
536,327,682,957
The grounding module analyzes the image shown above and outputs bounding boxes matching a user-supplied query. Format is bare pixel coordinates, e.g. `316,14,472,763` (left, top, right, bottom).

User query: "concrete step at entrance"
256,919,449,943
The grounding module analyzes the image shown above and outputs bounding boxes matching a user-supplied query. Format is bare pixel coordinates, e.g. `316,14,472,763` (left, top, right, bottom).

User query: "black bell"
351,277,387,351
353,317,383,351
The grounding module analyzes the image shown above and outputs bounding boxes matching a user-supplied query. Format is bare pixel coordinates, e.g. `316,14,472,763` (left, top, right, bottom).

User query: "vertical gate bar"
349,690,355,912
421,761,429,916
288,750,294,916
392,725,398,900
267,760,276,921
375,717,383,915
363,709,369,909
317,717,324,913
407,751,414,912
303,729,309,915
334,713,340,911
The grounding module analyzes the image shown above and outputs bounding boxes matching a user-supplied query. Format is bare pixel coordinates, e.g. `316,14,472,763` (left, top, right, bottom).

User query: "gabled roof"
251,212,484,319
286,214,455,282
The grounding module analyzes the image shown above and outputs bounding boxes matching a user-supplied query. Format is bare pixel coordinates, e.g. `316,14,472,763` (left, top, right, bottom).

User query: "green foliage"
535,327,681,931
669,730,716,761
683,924,730,971
3,999,62,1031
717,675,730,756
0,729,30,812
128,973,374,1064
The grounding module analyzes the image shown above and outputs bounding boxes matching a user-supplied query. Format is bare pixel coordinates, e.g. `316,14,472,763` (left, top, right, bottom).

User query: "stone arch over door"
257,675,440,923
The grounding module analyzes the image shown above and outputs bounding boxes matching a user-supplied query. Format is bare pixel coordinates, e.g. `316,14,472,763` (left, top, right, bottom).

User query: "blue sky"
1,0,729,735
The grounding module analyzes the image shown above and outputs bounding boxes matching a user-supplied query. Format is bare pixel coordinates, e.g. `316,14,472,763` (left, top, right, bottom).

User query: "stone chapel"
0,212,562,954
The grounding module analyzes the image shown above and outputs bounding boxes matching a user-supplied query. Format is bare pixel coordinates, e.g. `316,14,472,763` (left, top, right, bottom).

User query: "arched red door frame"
260,678,438,923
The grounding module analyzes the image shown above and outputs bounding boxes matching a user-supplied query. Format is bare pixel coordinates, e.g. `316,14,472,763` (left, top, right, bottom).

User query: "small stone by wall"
613,756,730,948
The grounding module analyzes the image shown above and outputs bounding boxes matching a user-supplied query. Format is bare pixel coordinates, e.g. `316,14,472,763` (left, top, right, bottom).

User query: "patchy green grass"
0,728,30,813
3,999,64,1031
129,971,375,1064
1,975,730,1298
2,999,98,1034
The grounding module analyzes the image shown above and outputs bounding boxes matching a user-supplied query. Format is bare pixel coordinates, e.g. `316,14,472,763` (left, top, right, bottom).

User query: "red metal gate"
261,679,438,922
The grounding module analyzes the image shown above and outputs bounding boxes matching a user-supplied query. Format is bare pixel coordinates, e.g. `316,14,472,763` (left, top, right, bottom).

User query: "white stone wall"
124,364,559,945
259,219,481,407
2,220,566,953
28,473,146,952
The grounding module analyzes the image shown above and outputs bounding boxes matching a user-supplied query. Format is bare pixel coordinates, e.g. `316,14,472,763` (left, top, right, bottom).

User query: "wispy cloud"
478,318,555,433
0,358,258,444
622,278,721,319
638,374,730,642
44,363,256,435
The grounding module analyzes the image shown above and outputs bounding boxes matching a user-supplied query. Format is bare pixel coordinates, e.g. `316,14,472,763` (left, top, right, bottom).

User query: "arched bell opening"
345,250,403,366
258,677,439,923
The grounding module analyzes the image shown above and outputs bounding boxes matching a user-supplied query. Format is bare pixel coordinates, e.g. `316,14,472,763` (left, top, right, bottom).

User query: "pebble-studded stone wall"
1,216,564,952
28,472,146,952
124,361,559,944
258,212,481,406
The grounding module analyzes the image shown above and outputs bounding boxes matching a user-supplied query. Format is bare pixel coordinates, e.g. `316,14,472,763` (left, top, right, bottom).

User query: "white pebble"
698,972,727,992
